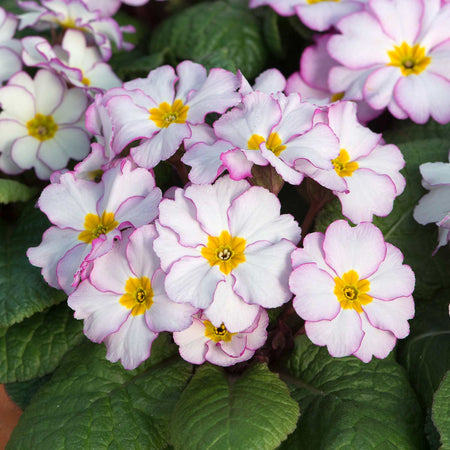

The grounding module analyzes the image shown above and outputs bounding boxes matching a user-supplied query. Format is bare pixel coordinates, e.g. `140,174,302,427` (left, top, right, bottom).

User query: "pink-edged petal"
228,186,301,244
352,313,397,363
370,0,422,44
175,60,207,101
158,188,208,247
364,66,400,111
185,175,250,238
52,87,88,124
10,136,40,170
0,84,35,121
0,120,26,149
220,148,254,180
105,313,158,370
183,123,216,150
205,340,250,366
328,101,381,159
414,187,450,225
290,263,340,321
204,280,260,333
165,256,223,309
232,240,296,308
305,308,363,357
337,169,397,223
294,158,347,192
186,68,240,123
56,242,90,293
173,317,209,364
38,172,103,229
420,161,450,186
328,12,392,69
131,122,190,168
323,220,386,279
252,68,286,94
367,244,415,300
0,47,21,83
34,69,64,115
244,309,269,351
219,334,247,358
182,139,231,184
395,72,450,125
126,224,159,278
153,221,200,272
260,146,304,185
27,226,80,289
114,190,161,229
363,296,414,339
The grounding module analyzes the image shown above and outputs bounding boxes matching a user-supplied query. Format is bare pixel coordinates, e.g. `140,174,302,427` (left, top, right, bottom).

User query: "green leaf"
397,289,450,409
280,335,424,449
0,179,37,204
262,9,284,58
110,50,167,81
171,363,299,450
7,335,192,450
0,302,84,383
150,1,267,78
5,374,52,410
432,371,450,450
0,202,66,328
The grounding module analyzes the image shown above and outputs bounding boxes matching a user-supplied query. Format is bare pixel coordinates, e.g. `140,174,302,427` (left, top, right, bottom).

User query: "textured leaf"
0,202,66,328
432,371,450,450
0,303,84,383
7,335,192,450
110,50,167,81
171,363,299,450
0,179,37,204
5,374,52,410
150,1,267,78
280,335,424,449
397,289,450,409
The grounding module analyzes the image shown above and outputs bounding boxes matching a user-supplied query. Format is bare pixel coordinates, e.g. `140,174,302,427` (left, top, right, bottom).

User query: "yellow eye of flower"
334,270,372,313
27,114,58,141
78,211,119,244
149,99,189,128
204,320,235,342
120,276,154,316
387,42,431,76
247,132,286,156
201,230,246,275
331,149,359,177
307,0,340,3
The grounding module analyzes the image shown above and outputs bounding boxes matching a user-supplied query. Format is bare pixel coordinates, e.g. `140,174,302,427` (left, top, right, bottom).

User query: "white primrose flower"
0,7,22,84
0,69,90,179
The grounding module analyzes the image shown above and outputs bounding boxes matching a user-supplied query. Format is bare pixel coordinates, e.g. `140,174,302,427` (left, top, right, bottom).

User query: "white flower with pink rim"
0,7,22,84
173,309,269,367
154,175,301,332
289,220,415,362
27,160,162,294
0,69,90,179
106,60,241,169
68,225,196,370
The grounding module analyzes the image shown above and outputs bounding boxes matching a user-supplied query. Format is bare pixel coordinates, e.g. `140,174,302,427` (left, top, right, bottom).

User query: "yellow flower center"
331,149,358,177
334,270,372,313
307,0,340,4
247,132,286,156
78,211,119,244
201,230,246,275
204,321,235,343
387,42,431,76
82,76,91,86
26,114,58,141
119,276,153,316
149,99,189,128
330,92,345,102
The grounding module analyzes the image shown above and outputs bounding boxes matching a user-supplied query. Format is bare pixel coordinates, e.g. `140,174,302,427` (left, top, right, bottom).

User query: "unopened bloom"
0,69,90,179
106,61,240,169
154,176,301,330
173,309,268,366
27,160,161,293
290,220,415,362
328,0,450,123
414,153,450,251
68,225,196,370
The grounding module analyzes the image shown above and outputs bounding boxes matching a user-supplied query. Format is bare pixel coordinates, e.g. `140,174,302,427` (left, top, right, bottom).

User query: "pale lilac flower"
286,34,380,123
328,0,450,124
27,160,162,293
249,0,367,31
290,220,415,362
22,30,121,91
154,176,301,327
296,101,406,223
84,0,152,18
0,69,90,179
18,0,133,59
68,225,196,370
106,61,240,169
414,153,450,251
0,7,22,84
214,91,340,185
173,308,268,367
